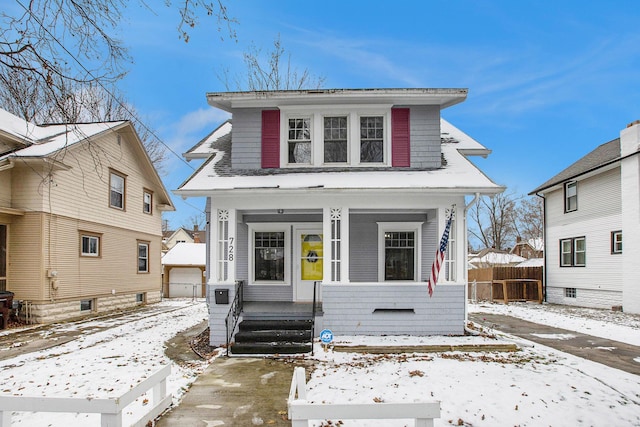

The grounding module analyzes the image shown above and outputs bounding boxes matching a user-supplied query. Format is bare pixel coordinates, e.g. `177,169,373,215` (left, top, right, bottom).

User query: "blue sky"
118,1,640,229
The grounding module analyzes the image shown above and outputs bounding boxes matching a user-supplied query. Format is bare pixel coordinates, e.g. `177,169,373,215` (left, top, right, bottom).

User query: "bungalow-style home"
0,108,174,324
530,120,640,313
175,88,503,354
161,242,206,298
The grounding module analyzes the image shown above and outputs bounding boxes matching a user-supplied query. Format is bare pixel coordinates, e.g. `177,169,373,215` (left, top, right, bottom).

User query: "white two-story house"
530,120,640,313
176,88,503,354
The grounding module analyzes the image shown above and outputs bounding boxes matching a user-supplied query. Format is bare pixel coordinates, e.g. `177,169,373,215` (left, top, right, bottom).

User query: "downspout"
463,193,481,327
534,192,547,302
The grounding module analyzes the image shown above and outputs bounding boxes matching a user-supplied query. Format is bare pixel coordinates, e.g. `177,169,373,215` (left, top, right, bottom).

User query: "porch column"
323,207,349,283
210,208,236,284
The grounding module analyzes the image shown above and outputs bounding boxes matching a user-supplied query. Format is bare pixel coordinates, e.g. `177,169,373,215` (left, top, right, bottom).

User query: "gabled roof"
183,120,232,161
530,138,621,195
206,88,468,112
174,119,503,196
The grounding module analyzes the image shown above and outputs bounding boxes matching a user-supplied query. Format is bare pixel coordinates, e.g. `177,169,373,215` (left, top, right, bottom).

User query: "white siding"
545,167,622,308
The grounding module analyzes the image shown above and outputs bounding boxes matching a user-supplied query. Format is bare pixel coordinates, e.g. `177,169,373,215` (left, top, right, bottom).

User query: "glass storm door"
295,230,323,302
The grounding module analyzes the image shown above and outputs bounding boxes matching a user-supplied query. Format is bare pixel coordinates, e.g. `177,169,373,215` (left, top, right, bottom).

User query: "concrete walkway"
469,312,640,375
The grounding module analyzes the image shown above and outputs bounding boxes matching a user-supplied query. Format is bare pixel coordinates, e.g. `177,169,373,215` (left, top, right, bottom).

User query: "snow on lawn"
0,299,209,426
305,303,640,426
470,302,640,346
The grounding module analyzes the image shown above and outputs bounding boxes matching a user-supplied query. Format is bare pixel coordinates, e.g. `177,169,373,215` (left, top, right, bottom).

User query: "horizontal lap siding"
545,167,622,308
323,284,465,335
231,108,262,169
408,106,440,168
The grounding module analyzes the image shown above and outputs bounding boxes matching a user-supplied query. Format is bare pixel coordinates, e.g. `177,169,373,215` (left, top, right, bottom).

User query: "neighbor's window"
137,242,149,273
288,118,311,164
324,116,348,163
143,189,153,214
378,222,422,281
360,116,384,163
80,233,101,257
564,181,577,213
611,230,622,254
565,288,577,298
560,237,585,267
136,293,145,303
80,299,93,311
254,231,286,282
109,170,126,209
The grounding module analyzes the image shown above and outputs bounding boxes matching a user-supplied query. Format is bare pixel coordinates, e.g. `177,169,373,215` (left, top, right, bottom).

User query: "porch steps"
231,319,313,355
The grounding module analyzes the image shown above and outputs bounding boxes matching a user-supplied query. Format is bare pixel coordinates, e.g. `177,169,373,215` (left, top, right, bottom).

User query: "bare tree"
220,34,325,91
468,192,518,251
513,196,544,241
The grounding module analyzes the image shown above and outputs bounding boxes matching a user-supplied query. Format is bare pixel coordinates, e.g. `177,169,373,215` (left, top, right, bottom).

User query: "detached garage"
161,243,206,298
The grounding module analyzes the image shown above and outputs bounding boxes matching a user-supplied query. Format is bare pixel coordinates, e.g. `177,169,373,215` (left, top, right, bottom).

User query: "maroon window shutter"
391,108,410,167
261,110,280,168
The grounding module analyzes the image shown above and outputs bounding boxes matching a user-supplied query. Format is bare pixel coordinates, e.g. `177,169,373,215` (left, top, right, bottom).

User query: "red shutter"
261,110,280,168
391,108,410,167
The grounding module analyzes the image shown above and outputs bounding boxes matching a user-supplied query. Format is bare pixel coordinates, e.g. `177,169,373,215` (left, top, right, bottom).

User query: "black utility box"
214,289,229,304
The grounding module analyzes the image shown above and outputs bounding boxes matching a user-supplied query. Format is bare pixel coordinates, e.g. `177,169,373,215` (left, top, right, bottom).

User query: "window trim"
248,223,291,286
143,188,153,215
137,241,150,274
564,181,577,213
559,236,586,267
109,169,127,210
279,106,391,168
611,230,622,254
377,222,423,282
80,231,102,258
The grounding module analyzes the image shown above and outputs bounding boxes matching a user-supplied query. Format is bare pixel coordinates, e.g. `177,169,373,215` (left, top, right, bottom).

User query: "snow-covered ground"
305,303,640,426
0,299,210,426
0,300,639,426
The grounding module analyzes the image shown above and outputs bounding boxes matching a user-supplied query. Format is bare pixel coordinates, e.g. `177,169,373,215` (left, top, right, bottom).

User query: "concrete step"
230,341,312,355
238,319,312,331
235,329,311,343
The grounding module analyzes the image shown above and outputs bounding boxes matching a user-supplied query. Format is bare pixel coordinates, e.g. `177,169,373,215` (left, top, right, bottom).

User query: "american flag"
428,207,454,297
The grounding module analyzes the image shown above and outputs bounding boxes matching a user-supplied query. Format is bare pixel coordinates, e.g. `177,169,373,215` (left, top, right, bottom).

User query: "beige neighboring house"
0,109,174,324
162,225,204,253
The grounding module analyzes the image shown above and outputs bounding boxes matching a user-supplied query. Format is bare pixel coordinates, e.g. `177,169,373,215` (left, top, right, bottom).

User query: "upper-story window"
143,189,153,214
109,170,126,210
288,118,311,164
564,181,577,213
280,107,390,167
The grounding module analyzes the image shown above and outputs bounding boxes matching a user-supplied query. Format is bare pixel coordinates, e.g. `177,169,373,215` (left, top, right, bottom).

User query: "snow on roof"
469,251,526,265
175,119,503,195
440,118,491,156
0,108,125,160
184,120,232,160
516,257,544,267
161,242,206,266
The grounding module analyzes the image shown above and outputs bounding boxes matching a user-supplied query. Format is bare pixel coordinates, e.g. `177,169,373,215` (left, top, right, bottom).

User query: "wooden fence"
468,267,543,303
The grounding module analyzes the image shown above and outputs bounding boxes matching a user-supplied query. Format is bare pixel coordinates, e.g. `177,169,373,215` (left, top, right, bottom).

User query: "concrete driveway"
469,312,640,375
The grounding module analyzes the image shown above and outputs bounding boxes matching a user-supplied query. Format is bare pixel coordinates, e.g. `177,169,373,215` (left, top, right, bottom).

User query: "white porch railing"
288,367,441,427
0,364,172,427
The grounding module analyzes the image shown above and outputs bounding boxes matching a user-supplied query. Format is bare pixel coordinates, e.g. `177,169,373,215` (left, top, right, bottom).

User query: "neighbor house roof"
530,138,621,195
175,118,503,196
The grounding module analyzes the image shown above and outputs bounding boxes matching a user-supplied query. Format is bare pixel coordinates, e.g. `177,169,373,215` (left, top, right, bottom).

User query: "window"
360,116,384,163
565,288,577,298
564,181,577,212
109,170,126,210
143,189,153,214
253,231,287,282
80,299,94,311
324,116,348,163
136,293,145,304
80,233,100,257
288,118,311,164
137,242,149,273
378,222,422,282
560,237,585,267
611,231,622,254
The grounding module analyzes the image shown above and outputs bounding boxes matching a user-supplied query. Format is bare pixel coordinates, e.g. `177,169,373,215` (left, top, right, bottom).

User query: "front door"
294,229,323,302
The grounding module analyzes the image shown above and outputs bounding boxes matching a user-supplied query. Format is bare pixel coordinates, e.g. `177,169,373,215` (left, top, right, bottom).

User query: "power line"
14,0,196,171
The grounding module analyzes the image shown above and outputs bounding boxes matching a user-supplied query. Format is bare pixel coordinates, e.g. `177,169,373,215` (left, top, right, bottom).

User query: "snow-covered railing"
0,364,172,427
288,367,441,427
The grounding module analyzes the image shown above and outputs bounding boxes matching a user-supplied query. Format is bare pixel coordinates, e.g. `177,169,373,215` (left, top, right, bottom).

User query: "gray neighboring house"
530,120,640,313
175,88,503,354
